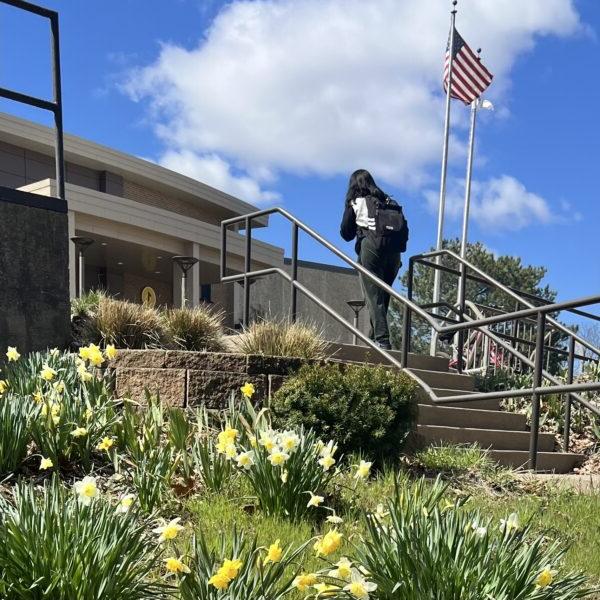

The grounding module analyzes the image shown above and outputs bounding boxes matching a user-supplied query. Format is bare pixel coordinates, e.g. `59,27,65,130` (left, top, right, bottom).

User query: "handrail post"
529,311,546,471
220,222,227,280
401,257,414,368
243,216,252,327
290,223,299,323
563,335,575,452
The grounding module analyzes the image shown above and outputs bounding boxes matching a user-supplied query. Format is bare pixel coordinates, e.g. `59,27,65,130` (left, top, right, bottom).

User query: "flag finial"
452,1,458,15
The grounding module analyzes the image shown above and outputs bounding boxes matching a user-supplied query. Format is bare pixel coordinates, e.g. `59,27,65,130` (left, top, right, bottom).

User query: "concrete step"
416,388,500,411
418,404,527,431
417,424,555,452
489,450,585,474
325,343,449,372
408,368,475,391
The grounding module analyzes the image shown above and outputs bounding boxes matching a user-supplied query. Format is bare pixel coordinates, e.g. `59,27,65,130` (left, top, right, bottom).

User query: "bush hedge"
270,363,418,460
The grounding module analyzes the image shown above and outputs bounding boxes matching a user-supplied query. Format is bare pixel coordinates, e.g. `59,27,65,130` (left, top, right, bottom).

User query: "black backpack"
370,195,409,253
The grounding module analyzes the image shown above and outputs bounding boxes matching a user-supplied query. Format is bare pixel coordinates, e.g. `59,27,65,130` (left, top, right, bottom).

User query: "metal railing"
0,0,65,201
220,207,600,470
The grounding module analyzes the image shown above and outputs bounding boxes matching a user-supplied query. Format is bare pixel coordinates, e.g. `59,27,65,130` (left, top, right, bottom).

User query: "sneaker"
377,341,392,351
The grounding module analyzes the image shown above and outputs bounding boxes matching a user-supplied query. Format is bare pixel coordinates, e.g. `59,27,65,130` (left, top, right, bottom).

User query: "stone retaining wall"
111,350,315,407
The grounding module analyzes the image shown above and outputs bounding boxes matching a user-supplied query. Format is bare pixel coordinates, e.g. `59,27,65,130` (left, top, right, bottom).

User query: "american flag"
443,28,493,105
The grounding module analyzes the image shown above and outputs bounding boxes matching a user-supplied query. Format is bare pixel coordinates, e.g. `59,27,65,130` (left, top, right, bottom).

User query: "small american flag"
443,28,493,105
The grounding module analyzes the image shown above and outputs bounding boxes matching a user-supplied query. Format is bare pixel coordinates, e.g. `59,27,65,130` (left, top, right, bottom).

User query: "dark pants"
358,236,401,346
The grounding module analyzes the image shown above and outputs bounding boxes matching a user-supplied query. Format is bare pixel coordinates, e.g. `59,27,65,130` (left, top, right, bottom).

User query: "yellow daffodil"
293,573,318,591
74,476,98,505
326,513,344,525
264,539,283,564
354,460,372,480
153,517,184,542
220,558,243,579
77,364,93,382
314,529,342,556
500,512,520,533
32,390,43,403
6,346,20,361
536,566,557,588
280,431,300,452
329,557,353,580
105,344,118,360
343,570,377,599
40,365,57,381
268,449,289,466
164,556,191,575
236,451,254,469
49,348,60,357
52,381,65,394
208,571,231,590
79,346,91,361
97,437,115,452
314,582,338,595
281,469,288,483
319,440,337,458
218,426,238,444
248,434,257,448
116,494,135,514
39,456,53,470
88,349,105,368
319,454,336,471
240,382,255,398
307,491,325,508
0,380,8,395
259,431,276,451
70,427,88,438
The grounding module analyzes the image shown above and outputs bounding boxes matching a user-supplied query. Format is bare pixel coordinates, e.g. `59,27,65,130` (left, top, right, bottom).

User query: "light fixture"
154,271,161,275
117,261,124,266
172,255,199,307
346,299,366,346
157,256,163,260
101,242,108,247
70,237,94,298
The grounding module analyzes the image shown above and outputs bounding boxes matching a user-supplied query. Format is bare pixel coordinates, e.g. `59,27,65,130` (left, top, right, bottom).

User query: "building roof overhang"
0,112,268,225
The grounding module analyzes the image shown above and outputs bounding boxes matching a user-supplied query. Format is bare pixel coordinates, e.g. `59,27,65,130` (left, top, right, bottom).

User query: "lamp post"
172,256,199,307
70,236,94,298
346,299,366,346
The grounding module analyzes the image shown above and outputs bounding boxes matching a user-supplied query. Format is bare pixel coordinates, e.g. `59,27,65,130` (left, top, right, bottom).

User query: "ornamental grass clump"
163,306,226,352
0,477,170,600
95,296,166,348
238,318,329,360
353,477,594,599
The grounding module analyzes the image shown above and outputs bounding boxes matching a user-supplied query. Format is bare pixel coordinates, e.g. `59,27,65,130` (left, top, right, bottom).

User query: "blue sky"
1,0,599,315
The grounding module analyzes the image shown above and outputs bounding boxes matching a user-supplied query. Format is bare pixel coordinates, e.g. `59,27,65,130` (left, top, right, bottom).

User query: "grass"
238,318,329,360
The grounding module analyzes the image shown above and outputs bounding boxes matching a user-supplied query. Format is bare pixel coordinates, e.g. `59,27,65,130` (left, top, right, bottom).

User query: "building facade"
0,112,367,342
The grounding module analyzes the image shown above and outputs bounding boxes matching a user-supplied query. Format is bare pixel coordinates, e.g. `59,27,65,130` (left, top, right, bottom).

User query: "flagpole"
430,0,458,356
460,98,478,261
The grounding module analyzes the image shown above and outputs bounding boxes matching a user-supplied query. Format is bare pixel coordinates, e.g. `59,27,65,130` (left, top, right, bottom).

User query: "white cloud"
425,175,555,232
123,0,580,201
160,150,280,204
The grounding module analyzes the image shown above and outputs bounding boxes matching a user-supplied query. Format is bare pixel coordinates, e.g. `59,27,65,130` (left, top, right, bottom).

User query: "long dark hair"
345,169,387,206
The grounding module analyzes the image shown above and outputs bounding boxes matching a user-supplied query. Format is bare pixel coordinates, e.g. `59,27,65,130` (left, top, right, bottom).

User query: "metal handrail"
413,249,600,360
220,207,600,470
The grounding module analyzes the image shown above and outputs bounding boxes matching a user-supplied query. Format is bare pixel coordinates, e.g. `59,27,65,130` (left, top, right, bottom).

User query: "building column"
68,210,76,299
190,242,200,308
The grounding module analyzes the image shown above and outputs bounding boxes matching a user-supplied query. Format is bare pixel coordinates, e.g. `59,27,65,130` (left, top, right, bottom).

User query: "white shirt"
352,197,375,231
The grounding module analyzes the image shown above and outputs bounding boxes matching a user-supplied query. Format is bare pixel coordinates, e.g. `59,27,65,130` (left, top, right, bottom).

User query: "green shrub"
271,363,418,459
0,477,170,599
238,318,329,359
353,477,594,599
162,306,226,351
